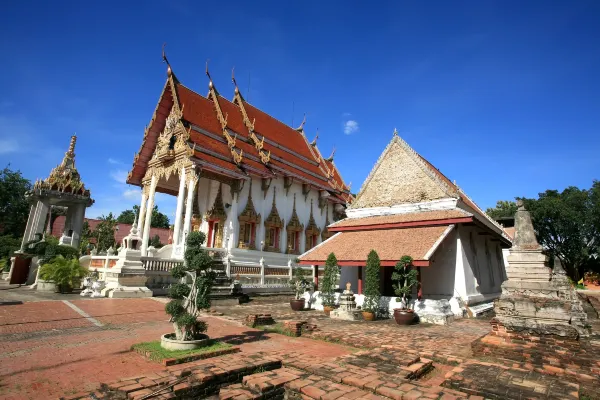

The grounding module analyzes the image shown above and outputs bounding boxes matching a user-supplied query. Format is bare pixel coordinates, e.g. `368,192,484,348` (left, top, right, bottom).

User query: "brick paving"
1,292,599,399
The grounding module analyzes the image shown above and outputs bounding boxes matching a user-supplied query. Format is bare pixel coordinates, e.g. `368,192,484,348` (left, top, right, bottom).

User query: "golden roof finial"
206,59,213,88
393,127,398,137
310,129,319,146
295,113,306,132
162,43,172,77
67,134,77,156
231,67,238,94
325,146,336,162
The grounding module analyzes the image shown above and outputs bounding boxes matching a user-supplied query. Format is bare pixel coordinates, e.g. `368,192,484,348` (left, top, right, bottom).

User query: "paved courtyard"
1,285,599,399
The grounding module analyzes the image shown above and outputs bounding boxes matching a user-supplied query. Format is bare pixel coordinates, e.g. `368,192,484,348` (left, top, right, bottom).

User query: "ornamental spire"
325,146,336,162
295,113,306,132
310,129,319,146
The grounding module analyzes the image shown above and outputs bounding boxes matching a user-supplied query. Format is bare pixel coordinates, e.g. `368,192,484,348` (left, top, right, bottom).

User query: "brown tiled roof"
330,209,471,229
299,225,450,266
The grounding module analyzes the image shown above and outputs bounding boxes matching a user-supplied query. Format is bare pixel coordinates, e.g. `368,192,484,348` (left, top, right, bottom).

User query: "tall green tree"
320,253,339,307
93,213,117,251
363,250,381,313
524,180,600,282
486,200,518,220
117,205,170,229
0,167,32,237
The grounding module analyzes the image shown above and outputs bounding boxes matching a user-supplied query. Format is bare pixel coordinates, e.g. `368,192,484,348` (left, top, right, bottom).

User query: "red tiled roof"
299,225,450,266
330,209,471,230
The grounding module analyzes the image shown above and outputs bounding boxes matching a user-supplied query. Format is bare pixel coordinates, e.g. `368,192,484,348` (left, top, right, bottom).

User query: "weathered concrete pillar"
172,167,186,246
141,175,157,256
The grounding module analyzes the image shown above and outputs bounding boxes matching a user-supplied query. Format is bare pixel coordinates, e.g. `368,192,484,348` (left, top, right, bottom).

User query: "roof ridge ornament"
393,127,398,137
310,129,319,146
325,146,336,162
295,113,306,132
162,43,172,77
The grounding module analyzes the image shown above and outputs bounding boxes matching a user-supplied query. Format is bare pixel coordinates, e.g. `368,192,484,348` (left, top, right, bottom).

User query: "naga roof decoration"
34,135,90,197
264,187,283,228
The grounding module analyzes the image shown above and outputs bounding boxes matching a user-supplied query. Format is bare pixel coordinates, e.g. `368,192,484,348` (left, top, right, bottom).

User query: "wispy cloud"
123,188,140,200
108,158,124,165
343,120,359,135
109,169,128,184
0,139,19,154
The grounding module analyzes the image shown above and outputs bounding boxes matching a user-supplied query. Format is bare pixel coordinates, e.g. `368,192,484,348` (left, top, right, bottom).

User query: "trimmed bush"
362,250,381,313
321,253,339,307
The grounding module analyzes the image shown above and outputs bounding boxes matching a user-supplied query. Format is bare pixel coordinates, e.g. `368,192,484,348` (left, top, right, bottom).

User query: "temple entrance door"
9,256,31,284
381,266,395,297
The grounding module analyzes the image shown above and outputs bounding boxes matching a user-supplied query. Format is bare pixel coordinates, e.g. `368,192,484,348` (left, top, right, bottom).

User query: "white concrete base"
413,299,455,325
161,333,209,351
102,286,153,298
36,279,56,292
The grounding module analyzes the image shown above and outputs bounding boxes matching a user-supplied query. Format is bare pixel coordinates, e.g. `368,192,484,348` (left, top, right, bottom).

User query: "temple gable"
352,138,452,209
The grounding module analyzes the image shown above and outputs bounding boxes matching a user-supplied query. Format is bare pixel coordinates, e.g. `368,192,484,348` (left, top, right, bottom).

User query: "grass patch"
255,323,298,337
131,340,234,364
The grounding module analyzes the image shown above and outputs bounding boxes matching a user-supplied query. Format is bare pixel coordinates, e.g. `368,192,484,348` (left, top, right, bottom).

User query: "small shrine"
101,217,152,298
330,282,361,321
20,135,94,250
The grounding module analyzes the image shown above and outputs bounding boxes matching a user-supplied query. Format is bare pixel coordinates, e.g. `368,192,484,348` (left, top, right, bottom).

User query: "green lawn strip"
131,340,233,362
254,323,297,337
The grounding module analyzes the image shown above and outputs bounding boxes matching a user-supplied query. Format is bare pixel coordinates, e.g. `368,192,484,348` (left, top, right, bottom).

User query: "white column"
20,204,37,250
182,176,197,247
138,189,148,237
228,194,239,251
141,175,157,256
172,167,187,246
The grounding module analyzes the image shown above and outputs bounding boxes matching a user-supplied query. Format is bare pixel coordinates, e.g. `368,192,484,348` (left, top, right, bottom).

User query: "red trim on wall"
329,217,473,232
299,259,430,267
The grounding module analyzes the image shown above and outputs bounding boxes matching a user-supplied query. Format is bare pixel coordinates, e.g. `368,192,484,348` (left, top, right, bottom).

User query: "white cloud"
0,139,19,154
123,188,140,200
108,158,123,165
110,169,128,184
343,120,359,135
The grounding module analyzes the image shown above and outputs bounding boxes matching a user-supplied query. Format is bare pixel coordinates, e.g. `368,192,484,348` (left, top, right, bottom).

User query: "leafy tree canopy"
0,166,32,238
117,205,170,229
93,213,118,251
524,180,600,282
486,200,518,220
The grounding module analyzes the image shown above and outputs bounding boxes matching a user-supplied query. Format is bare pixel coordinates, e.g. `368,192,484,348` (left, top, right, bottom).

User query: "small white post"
259,257,265,285
288,258,293,279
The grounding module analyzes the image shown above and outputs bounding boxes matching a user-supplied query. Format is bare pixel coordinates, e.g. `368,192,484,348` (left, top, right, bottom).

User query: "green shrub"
1,258,10,272
165,231,216,341
321,253,339,307
289,266,312,300
39,255,88,290
392,255,418,309
362,250,381,313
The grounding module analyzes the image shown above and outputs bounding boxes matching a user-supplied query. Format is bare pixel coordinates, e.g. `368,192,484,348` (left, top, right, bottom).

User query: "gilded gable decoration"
264,187,283,252
238,180,261,249
305,199,321,251
205,184,226,248
286,194,304,255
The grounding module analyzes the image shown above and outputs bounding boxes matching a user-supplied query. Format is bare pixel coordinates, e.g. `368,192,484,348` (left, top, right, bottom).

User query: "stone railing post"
259,257,265,285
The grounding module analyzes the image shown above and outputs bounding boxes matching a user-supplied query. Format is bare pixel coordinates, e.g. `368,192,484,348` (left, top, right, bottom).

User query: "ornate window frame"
286,194,304,255
238,180,261,250
205,184,226,248
264,187,283,252
305,200,321,251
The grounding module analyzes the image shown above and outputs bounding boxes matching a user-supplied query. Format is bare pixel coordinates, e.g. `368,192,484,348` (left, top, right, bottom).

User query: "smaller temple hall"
300,130,512,323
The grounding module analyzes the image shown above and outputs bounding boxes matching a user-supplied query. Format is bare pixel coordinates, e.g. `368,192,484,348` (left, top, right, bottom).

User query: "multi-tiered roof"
127,59,352,205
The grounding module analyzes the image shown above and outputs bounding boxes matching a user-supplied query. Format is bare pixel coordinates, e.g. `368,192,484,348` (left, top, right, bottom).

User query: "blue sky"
1,1,599,222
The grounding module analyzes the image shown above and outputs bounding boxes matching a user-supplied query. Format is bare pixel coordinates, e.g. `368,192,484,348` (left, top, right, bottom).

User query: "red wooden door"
9,256,31,284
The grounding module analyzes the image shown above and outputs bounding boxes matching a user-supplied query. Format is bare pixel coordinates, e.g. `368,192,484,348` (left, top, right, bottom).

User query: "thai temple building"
300,131,512,323
125,57,353,289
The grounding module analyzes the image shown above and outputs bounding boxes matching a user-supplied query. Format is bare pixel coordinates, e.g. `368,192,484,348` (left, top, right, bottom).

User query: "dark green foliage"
93,213,117,251
24,234,79,265
0,235,21,259
117,205,170,229
1,258,10,272
131,340,232,362
485,200,518,220
524,180,600,282
321,253,339,307
392,256,419,308
0,167,32,238
363,250,381,313
39,255,88,289
149,234,163,248
78,221,92,254
165,230,215,341
289,266,312,299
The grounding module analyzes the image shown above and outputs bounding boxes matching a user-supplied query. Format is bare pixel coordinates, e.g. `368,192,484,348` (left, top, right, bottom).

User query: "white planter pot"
160,333,210,351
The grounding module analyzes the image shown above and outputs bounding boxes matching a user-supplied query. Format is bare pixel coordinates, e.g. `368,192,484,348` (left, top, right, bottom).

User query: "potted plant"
289,266,311,311
392,255,419,325
163,231,216,350
321,253,339,315
38,255,88,293
362,250,381,321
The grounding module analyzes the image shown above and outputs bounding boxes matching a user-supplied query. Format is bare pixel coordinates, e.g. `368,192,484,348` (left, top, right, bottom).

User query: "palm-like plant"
39,255,88,292
289,266,312,300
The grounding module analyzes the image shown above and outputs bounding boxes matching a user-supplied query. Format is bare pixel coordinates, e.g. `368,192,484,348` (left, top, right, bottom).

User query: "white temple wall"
421,230,456,298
